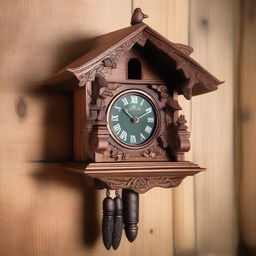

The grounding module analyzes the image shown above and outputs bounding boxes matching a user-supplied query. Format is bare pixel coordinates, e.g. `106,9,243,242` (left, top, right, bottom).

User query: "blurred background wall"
0,0,255,255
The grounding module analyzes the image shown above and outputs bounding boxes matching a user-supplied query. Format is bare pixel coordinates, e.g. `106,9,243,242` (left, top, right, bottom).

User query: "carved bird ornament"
131,8,148,25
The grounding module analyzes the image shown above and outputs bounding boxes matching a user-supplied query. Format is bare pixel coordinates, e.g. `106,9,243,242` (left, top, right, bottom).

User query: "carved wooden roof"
47,23,223,99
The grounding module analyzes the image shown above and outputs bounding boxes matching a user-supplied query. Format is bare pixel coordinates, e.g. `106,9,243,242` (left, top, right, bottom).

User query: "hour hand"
123,108,133,119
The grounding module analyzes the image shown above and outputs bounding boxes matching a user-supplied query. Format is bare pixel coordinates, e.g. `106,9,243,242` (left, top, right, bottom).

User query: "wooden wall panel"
0,0,188,256
239,0,256,250
190,0,237,255
0,1,132,256
0,0,238,256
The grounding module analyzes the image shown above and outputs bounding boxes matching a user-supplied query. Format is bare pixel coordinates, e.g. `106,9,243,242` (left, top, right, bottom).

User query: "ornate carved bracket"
89,121,109,162
98,176,184,194
169,115,190,160
64,161,205,194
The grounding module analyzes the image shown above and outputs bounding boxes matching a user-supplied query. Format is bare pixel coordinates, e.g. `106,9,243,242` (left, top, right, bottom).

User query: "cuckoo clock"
47,8,223,250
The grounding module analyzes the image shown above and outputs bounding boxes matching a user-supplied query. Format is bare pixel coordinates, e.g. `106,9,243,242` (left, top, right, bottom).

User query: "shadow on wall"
31,165,100,247
27,36,101,247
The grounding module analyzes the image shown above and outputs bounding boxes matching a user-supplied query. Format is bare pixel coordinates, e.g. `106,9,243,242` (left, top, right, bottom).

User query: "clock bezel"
106,89,160,150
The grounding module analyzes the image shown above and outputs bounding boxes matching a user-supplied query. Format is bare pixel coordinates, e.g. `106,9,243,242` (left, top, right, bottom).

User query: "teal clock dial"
107,91,157,147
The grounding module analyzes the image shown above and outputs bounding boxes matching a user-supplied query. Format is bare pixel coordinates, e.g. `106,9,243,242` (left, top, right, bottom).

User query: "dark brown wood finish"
102,195,115,250
64,161,205,194
47,9,221,194
112,196,123,250
122,189,139,242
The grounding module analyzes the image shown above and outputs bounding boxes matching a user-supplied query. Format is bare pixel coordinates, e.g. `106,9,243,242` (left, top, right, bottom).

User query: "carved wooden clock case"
47,8,222,250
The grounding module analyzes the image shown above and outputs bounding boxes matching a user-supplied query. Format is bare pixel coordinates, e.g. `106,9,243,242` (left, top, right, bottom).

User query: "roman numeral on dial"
131,96,138,104
130,135,136,143
145,125,152,134
140,133,146,141
113,123,121,134
122,97,129,106
146,107,152,113
111,115,119,121
114,105,121,112
120,130,127,141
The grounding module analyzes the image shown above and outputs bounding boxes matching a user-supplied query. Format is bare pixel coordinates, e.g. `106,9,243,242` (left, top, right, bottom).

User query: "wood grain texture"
0,1,132,256
166,1,198,255
190,0,237,255
0,0,188,255
239,0,256,249
0,0,238,255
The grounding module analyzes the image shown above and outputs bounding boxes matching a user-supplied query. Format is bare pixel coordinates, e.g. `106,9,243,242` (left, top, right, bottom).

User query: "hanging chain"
106,188,110,197
115,188,121,198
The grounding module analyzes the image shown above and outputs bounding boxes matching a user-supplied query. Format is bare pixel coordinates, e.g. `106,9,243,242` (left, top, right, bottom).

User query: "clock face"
107,90,158,147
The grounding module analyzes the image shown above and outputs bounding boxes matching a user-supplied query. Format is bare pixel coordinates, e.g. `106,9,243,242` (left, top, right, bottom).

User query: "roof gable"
47,22,223,99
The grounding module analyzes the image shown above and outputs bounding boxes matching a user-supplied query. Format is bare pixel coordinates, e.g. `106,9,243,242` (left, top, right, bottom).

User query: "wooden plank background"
0,0,242,255
190,0,237,255
239,0,256,254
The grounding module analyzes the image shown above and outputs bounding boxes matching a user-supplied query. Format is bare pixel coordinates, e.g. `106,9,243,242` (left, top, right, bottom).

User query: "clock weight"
122,189,139,242
112,189,124,250
102,189,115,250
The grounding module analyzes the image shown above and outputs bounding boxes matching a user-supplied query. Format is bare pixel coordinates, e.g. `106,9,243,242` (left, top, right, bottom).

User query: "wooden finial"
131,8,148,25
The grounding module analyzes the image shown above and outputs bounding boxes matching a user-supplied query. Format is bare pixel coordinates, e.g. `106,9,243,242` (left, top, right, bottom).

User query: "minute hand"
137,110,152,120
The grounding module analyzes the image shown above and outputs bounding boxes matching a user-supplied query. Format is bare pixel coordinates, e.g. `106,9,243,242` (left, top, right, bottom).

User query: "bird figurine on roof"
131,8,149,25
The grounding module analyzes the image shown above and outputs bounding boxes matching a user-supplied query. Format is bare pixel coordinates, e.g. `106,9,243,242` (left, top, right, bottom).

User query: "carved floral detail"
100,176,184,194
109,143,129,161
100,83,121,99
142,146,163,158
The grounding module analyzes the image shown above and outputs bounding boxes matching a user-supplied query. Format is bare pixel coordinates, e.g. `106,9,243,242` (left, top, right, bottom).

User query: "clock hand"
123,108,140,124
137,110,151,120
123,108,134,119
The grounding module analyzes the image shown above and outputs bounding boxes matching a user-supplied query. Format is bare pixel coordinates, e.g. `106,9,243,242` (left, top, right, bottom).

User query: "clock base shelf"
64,161,205,194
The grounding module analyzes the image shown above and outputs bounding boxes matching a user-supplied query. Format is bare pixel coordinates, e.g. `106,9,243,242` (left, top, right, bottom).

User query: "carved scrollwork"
102,83,121,98
78,65,110,87
109,143,129,161
100,176,184,194
133,32,147,47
